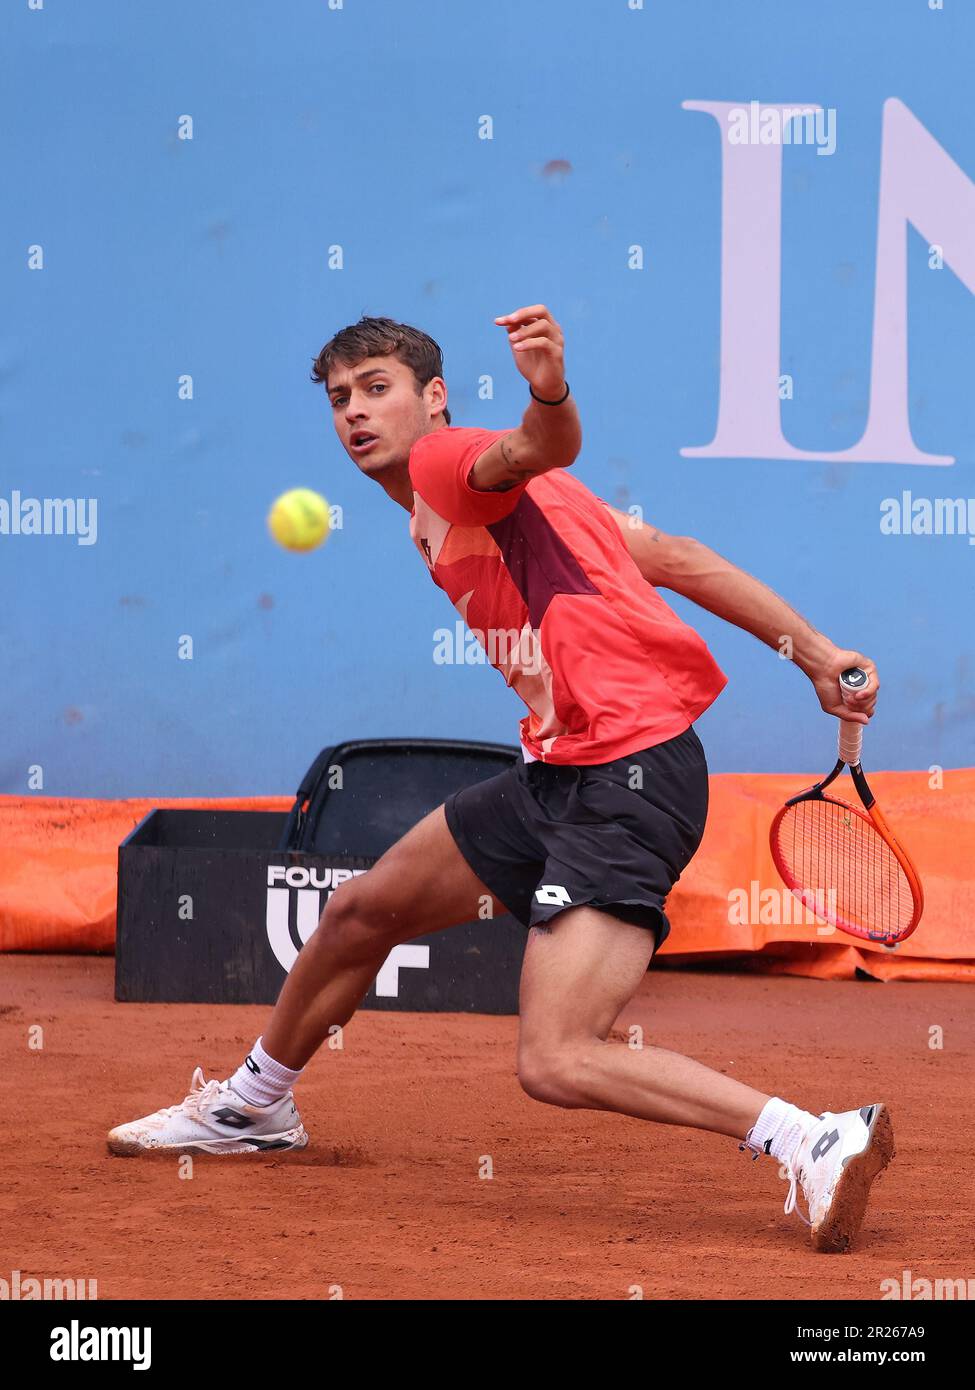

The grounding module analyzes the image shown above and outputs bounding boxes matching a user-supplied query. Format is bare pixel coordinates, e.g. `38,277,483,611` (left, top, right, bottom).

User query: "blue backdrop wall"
2,0,972,795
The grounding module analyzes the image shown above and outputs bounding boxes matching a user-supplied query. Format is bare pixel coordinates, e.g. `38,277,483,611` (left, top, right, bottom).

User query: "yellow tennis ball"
267,488,330,552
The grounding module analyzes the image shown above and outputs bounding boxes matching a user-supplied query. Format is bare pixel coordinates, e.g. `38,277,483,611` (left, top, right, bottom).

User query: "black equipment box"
115,740,526,1014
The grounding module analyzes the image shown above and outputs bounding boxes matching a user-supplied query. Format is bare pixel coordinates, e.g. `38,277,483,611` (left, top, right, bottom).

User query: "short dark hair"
311,315,451,426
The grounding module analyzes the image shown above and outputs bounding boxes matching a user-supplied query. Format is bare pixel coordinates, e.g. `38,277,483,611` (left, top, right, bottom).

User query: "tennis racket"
769,667,924,947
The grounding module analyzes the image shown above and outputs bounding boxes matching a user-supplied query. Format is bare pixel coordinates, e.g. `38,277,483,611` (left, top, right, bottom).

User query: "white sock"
229,1037,304,1107
740,1097,819,1163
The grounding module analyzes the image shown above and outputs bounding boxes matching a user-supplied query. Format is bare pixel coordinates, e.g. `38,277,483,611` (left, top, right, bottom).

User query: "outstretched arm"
604,505,879,725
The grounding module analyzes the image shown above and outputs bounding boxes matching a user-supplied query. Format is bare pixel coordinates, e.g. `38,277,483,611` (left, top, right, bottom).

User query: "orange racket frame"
769,670,924,948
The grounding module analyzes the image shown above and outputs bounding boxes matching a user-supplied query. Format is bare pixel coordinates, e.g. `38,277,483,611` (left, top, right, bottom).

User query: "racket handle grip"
838,719,863,765
837,666,867,765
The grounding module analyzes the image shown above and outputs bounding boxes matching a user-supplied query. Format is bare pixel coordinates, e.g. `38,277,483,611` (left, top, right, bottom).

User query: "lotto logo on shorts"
535,884,572,906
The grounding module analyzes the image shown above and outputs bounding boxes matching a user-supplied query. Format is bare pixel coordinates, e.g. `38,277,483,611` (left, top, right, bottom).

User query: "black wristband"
529,380,570,406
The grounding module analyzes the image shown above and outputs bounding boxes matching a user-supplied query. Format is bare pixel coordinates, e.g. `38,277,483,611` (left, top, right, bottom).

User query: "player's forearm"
494,306,581,466
662,538,835,673
519,386,583,467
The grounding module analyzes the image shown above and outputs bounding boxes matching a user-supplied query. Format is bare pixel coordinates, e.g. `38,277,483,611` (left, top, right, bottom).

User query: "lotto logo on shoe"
264,864,368,972
811,1128,840,1161
210,1107,255,1131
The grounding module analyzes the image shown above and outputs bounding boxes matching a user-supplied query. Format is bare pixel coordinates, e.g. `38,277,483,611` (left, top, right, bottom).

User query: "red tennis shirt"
408,426,727,765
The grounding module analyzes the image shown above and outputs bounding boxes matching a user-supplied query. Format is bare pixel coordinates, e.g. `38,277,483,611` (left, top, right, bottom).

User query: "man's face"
327,354,445,476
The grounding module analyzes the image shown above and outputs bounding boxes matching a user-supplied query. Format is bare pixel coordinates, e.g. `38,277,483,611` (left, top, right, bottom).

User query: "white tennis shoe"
781,1103,895,1252
107,1066,310,1156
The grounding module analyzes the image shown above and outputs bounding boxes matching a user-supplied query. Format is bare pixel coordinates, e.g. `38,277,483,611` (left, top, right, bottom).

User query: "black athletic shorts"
443,723,710,952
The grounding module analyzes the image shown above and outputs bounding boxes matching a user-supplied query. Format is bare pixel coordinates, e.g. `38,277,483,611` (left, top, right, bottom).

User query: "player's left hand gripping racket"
769,667,924,947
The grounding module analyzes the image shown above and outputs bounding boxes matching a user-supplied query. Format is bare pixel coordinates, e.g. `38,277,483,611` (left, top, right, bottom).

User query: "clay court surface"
2,954,971,1301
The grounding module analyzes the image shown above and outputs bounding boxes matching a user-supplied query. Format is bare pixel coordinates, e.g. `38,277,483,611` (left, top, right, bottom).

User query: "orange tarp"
0,771,972,981
0,797,287,956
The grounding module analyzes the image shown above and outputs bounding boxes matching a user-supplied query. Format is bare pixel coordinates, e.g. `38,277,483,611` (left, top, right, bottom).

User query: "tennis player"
108,308,893,1254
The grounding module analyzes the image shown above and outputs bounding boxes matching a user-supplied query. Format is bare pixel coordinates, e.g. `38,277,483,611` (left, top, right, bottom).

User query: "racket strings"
774,798,915,939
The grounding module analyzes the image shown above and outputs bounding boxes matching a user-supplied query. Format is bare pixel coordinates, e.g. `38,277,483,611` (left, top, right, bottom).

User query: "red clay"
1,954,971,1301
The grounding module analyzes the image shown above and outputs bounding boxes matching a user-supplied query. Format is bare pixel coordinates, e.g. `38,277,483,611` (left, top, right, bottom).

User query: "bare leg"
517,907,772,1141
263,805,506,1069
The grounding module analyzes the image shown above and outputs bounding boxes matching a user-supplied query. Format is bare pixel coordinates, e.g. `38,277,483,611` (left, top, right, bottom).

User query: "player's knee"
317,876,417,960
516,1047,587,1108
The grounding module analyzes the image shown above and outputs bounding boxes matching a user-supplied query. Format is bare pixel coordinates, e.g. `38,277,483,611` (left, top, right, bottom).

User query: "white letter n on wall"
681,98,974,465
